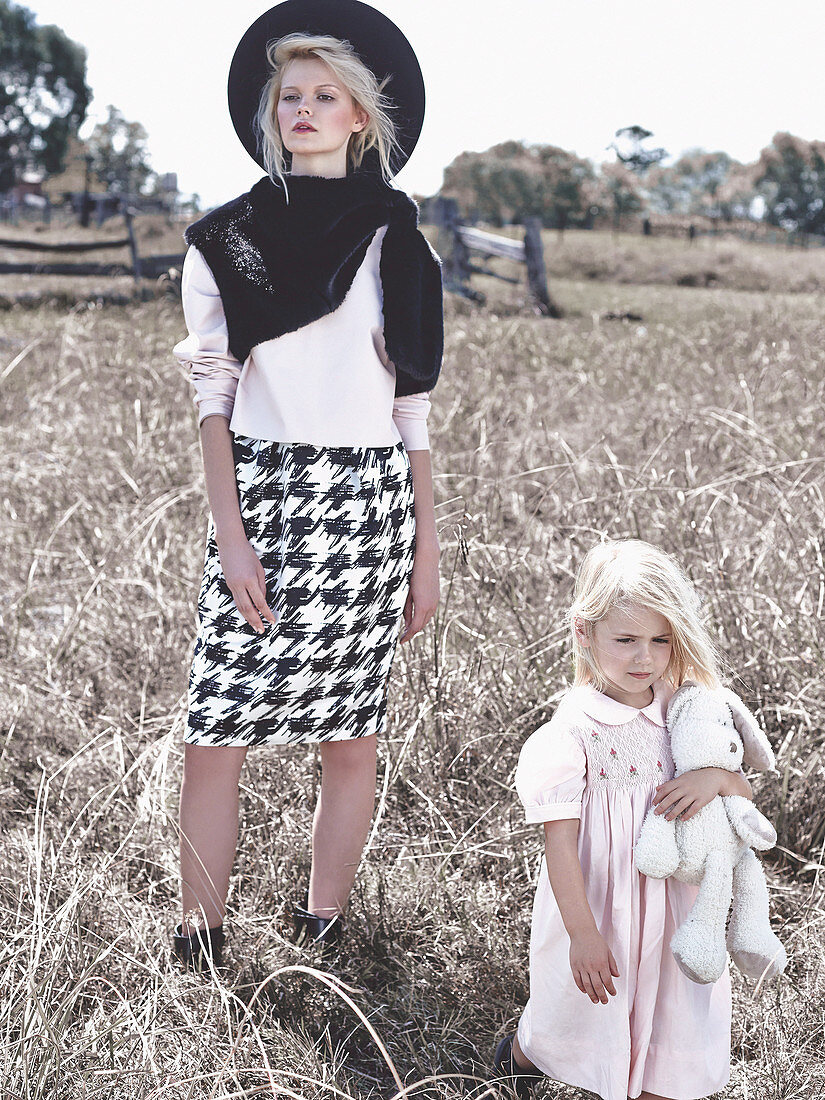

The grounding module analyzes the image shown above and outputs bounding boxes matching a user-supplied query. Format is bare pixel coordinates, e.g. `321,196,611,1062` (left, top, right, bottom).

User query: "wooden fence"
0,209,184,282
429,196,562,316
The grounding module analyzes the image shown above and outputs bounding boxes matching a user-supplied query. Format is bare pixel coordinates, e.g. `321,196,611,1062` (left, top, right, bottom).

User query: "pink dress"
515,680,731,1100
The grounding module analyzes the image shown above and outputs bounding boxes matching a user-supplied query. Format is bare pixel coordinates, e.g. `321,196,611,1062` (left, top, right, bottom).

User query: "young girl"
171,0,442,967
496,540,757,1100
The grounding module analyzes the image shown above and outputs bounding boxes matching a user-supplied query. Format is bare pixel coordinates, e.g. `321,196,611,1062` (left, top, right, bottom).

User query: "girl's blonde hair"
569,540,722,691
254,32,400,189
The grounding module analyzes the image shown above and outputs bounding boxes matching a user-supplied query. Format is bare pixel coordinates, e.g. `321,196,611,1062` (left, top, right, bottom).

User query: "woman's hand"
653,767,752,821
216,531,278,634
569,927,620,1005
199,416,276,635
400,541,440,643
401,448,440,644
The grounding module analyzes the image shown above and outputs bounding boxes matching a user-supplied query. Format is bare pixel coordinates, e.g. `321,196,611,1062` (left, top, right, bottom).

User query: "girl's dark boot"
493,1033,545,1100
172,922,225,972
292,905,344,955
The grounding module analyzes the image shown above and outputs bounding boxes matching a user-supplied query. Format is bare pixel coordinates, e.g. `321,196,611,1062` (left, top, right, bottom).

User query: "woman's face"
277,57,368,177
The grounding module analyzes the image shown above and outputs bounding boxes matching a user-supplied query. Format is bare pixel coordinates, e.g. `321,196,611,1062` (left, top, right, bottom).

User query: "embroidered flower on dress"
610,747,617,757
599,767,607,778
629,765,637,774
657,760,663,770
591,731,600,740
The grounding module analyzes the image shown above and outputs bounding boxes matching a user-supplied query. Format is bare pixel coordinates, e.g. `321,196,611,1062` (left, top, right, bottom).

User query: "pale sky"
23,0,825,207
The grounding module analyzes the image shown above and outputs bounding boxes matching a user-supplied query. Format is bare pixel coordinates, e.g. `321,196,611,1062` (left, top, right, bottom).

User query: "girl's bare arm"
544,818,619,1005
653,767,753,821
199,415,277,633
400,448,440,642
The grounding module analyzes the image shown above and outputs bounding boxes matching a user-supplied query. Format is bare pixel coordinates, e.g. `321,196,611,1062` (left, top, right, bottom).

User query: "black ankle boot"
493,1033,545,1100
172,923,225,972
292,905,343,953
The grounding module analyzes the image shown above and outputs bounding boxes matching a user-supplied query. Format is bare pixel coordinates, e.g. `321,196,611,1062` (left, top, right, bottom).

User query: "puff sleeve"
515,720,587,823
173,246,243,423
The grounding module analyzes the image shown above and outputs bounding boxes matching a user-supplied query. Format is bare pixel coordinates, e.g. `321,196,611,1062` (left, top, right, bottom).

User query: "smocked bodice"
579,713,674,790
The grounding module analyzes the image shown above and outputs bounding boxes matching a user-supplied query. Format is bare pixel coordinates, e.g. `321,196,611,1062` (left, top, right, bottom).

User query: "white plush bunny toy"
634,682,786,985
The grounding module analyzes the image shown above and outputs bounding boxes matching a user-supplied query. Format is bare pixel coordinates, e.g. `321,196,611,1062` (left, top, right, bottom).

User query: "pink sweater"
173,226,431,451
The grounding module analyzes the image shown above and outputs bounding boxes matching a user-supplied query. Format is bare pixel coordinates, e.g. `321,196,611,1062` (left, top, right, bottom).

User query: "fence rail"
0,236,131,253
457,226,525,262
431,196,561,316
0,209,183,282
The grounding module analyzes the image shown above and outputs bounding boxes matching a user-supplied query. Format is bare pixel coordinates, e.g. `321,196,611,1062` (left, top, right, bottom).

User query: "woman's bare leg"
179,743,248,932
307,734,377,918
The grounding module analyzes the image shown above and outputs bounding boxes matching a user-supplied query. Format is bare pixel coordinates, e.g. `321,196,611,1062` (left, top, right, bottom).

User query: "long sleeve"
392,392,431,451
173,246,243,423
515,719,587,823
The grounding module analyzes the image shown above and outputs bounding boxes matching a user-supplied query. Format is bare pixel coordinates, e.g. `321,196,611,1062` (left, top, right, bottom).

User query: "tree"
609,125,667,176
0,0,90,191
714,164,760,223
440,141,597,228
441,141,540,224
753,132,825,238
594,162,644,230
645,150,748,219
86,105,154,195
534,145,598,231
643,162,689,216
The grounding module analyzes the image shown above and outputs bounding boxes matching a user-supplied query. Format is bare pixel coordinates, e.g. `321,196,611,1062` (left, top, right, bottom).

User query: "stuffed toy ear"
719,688,775,771
666,680,701,728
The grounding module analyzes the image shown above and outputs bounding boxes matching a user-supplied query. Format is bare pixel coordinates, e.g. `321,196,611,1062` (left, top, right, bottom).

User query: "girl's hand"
569,928,620,1005
653,767,750,821
216,532,278,634
400,541,440,643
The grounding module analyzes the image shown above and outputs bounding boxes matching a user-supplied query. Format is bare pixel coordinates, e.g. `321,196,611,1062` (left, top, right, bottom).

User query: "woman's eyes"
615,637,671,645
280,93,335,102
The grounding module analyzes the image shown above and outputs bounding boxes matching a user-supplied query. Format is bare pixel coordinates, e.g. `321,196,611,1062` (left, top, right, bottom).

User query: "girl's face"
577,603,673,708
277,57,368,178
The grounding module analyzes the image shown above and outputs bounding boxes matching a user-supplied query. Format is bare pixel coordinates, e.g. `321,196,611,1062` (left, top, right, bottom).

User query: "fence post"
522,217,562,317
430,195,473,294
123,207,142,282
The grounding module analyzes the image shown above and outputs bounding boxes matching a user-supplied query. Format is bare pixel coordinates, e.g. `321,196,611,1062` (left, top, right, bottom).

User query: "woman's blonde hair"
569,539,722,691
254,32,400,189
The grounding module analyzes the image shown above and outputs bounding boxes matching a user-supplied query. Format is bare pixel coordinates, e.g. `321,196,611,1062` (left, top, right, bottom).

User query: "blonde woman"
496,540,756,1100
172,0,442,968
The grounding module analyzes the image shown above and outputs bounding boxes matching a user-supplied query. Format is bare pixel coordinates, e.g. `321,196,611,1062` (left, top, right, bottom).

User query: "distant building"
12,171,46,206
0,171,48,219
41,135,100,201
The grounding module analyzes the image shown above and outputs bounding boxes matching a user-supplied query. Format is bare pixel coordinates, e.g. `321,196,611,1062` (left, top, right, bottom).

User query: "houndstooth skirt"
186,436,415,747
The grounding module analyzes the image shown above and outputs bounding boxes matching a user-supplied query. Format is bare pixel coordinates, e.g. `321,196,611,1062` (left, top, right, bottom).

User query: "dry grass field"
1,230,824,1099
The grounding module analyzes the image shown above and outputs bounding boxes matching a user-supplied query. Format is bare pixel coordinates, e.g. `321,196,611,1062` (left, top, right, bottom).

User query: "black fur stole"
184,173,443,397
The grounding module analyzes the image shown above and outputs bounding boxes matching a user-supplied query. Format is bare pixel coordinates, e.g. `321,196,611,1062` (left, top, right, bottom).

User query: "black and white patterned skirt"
186,436,415,747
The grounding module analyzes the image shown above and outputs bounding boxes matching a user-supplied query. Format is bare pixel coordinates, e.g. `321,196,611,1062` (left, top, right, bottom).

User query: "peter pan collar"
573,679,671,727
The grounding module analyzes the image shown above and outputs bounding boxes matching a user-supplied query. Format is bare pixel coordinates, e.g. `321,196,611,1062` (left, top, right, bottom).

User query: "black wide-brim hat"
228,0,425,176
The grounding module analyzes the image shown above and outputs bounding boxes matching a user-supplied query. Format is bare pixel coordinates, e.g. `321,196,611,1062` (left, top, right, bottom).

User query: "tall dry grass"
431,227,825,295
543,229,825,294
1,247,824,1098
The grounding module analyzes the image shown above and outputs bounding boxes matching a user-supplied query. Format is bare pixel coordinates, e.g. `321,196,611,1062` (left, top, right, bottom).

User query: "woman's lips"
292,124,316,132
629,672,652,679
